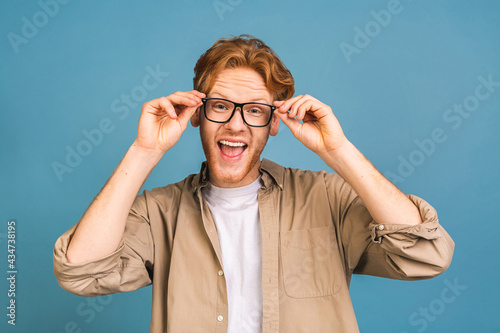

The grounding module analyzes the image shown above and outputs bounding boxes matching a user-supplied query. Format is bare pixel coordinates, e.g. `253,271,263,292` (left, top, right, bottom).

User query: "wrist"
129,140,165,168
320,140,363,176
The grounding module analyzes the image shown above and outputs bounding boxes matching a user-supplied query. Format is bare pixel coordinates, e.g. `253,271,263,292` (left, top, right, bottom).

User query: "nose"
224,107,246,132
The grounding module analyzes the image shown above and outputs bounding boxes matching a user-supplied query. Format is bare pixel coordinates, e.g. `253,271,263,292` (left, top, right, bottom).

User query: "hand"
135,90,205,153
273,94,349,158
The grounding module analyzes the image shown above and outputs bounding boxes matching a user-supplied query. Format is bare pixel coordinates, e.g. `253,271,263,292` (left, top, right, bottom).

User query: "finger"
273,100,286,109
274,101,288,115
288,101,299,118
165,95,201,117
277,95,304,114
296,99,315,121
153,97,178,119
171,91,203,104
191,90,206,98
290,97,312,121
177,101,203,127
290,96,314,119
287,100,302,118
276,109,302,138
281,95,304,115
173,90,205,100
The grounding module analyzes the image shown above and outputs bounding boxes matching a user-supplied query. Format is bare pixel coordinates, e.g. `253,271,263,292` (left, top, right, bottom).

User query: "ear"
269,113,279,136
191,107,201,127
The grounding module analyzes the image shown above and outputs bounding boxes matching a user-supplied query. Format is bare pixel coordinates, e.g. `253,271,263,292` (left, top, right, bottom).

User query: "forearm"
321,141,422,226
66,141,163,264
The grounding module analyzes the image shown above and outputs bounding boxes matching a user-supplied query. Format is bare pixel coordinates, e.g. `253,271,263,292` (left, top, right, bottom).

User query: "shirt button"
218,270,224,276
217,315,224,322
378,225,385,231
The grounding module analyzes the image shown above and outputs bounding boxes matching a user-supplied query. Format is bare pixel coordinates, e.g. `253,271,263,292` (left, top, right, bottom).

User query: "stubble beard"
199,125,270,186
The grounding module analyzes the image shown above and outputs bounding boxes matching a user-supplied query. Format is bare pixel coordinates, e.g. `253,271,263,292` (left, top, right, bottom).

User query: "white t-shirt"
201,177,263,333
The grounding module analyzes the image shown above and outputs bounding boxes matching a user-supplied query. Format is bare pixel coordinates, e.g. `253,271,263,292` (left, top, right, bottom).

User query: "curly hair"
193,34,295,101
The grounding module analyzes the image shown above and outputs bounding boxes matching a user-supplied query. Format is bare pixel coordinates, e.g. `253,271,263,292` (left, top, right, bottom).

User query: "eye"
214,103,228,110
245,105,268,116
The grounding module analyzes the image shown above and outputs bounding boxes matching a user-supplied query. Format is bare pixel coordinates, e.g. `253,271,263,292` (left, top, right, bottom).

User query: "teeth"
219,140,246,147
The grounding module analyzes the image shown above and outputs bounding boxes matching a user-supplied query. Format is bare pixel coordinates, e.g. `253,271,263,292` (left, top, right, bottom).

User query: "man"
53,34,454,332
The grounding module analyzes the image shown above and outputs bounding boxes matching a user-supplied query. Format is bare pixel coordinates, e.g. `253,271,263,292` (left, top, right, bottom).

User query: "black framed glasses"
201,97,277,127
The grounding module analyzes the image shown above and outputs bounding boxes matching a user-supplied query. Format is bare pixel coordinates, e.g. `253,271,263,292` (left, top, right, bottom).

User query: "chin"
202,142,263,187
207,157,255,186
199,127,267,187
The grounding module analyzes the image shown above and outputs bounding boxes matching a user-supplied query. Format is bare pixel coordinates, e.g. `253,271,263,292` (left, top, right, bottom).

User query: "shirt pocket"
280,225,342,298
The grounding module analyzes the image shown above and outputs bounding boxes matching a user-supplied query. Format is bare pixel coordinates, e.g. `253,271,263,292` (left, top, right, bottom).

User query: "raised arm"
275,95,453,278
274,95,420,226
65,90,205,264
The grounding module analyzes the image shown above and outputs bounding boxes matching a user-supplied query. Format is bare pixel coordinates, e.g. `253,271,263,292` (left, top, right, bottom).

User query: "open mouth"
218,140,248,160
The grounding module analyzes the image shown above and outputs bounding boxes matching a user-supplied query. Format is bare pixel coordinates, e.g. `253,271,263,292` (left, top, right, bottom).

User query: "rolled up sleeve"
369,194,455,278
343,193,455,280
53,193,154,296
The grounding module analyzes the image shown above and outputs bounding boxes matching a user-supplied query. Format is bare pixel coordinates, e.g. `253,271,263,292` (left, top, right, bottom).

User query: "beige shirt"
53,159,455,333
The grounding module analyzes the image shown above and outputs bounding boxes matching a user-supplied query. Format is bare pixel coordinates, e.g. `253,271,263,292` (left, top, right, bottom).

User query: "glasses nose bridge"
228,101,247,122
225,101,246,126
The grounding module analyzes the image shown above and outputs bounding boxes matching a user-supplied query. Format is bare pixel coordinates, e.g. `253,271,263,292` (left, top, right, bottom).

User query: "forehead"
208,67,273,103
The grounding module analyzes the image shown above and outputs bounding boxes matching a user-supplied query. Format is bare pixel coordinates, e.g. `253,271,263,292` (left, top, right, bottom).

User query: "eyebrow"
209,91,270,103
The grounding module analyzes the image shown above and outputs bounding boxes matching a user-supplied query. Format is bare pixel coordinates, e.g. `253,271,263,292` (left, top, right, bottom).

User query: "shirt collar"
191,158,284,193
191,161,210,193
260,158,284,190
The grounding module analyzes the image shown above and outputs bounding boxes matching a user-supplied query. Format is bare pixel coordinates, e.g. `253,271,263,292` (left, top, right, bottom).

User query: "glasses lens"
243,104,272,126
205,99,233,122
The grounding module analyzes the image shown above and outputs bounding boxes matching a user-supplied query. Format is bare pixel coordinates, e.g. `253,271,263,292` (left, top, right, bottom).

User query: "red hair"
193,34,294,101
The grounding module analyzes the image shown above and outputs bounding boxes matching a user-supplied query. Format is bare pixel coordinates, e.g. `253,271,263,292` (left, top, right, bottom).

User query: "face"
191,67,279,188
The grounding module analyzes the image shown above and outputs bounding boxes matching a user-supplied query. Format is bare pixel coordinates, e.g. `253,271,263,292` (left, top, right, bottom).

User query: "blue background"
1,0,499,332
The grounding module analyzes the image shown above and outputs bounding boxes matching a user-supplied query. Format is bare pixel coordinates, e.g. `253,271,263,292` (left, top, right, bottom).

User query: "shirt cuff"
53,223,125,282
369,194,442,244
